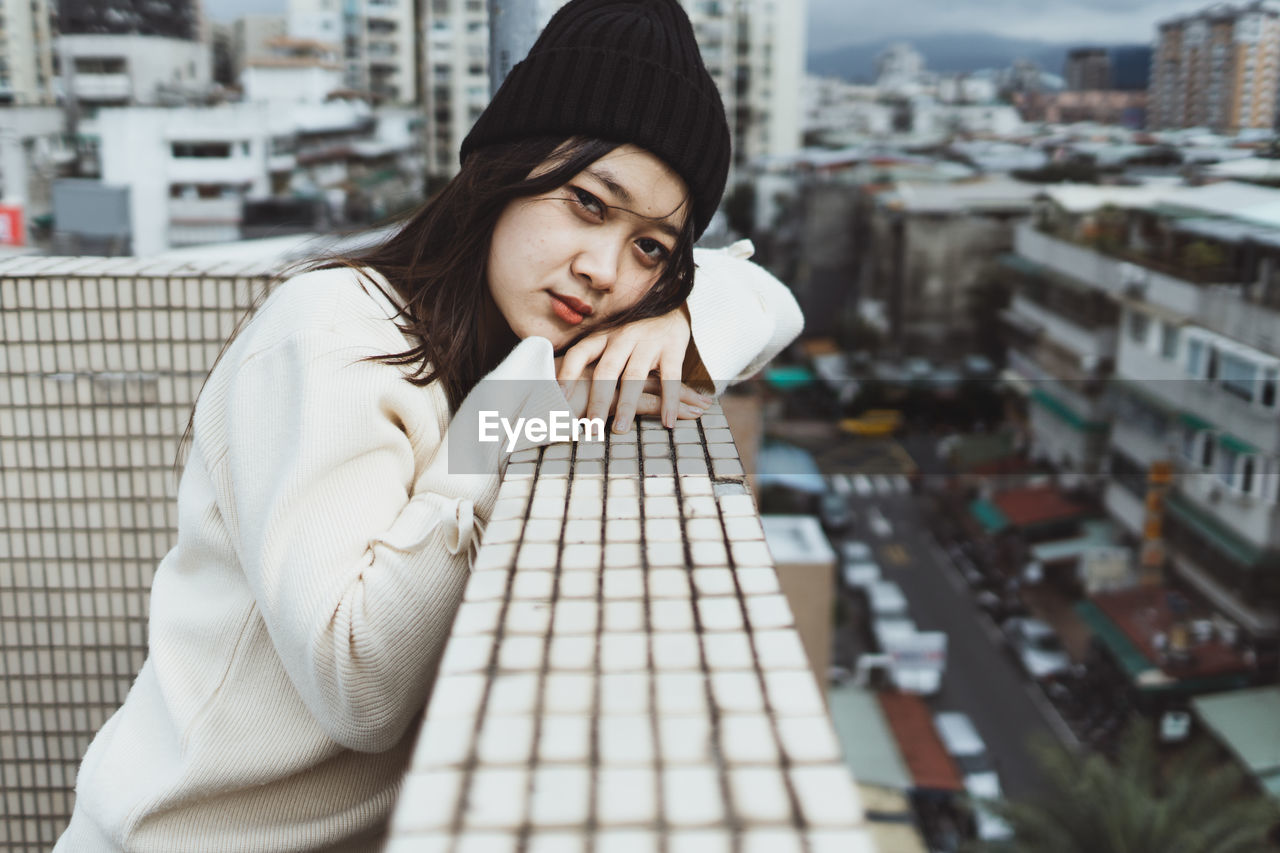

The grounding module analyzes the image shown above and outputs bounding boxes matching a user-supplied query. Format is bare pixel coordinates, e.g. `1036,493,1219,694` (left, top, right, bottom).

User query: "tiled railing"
0,258,871,852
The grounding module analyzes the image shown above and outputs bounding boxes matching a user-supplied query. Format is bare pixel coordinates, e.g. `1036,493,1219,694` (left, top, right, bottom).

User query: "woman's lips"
549,292,592,325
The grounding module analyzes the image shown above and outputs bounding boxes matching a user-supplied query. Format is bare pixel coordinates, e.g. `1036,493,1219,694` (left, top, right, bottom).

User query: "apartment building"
57,33,213,110
231,14,288,80
288,0,417,103
1149,1,1280,131
420,0,805,184
1064,47,1111,91
0,0,55,104
1006,180,1280,640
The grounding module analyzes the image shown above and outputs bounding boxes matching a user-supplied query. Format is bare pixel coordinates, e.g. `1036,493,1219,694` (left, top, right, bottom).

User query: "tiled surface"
0,263,275,851
388,416,873,851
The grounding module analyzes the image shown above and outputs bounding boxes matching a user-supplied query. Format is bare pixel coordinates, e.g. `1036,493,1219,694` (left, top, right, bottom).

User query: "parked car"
871,615,917,652
839,408,904,437
841,559,881,589
818,492,853,533
933,711,1013,843
1002,617,1072,680
975,588,1029,622
840,539,873,563
866,580,909,618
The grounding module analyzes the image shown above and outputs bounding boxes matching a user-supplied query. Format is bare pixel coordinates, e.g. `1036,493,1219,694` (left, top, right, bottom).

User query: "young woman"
55,1,802,850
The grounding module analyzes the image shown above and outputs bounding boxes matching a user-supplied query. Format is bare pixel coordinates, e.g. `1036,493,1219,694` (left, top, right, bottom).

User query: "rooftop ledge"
0,257,871,852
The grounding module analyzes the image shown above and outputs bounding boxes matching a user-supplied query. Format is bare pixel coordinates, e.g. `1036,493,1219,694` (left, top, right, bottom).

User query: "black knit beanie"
460,0,731,239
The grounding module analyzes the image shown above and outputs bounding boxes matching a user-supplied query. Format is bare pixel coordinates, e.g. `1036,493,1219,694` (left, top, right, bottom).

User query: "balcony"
0,258,873,852
72,73,132,101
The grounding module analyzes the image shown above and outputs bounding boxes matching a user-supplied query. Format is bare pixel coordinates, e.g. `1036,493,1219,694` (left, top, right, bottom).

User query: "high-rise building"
232,14,288,82
419,0,805,188
56,0,201,39
1064,47,1111,90
288,0,417,104
0,0,56,104
1149,1,1280,131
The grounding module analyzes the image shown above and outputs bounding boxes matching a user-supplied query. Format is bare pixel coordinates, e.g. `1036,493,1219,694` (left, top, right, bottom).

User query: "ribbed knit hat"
460,0,731,238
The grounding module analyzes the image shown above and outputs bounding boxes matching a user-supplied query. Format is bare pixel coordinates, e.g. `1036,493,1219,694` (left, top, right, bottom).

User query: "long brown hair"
315,135,697,411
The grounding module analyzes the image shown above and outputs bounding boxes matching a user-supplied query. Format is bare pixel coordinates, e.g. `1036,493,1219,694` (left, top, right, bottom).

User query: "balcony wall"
1008,295,1116,364
0,257,872,853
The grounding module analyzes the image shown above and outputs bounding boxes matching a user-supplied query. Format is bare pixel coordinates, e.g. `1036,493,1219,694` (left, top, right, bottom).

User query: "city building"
1064,47,1111,91
1149,1,1280,131
420,0,806,183
1007,179,1280,640
0,0,56,104
231,14,288,82
57,0,201,39
875,42,927,96
288,0,417,103
57,33,213,110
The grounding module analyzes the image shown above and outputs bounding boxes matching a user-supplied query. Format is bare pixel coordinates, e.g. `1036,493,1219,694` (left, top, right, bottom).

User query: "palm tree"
970,722,1280,853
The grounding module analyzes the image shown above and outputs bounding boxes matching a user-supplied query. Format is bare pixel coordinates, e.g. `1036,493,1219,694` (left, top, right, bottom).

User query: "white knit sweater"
55,241,803,852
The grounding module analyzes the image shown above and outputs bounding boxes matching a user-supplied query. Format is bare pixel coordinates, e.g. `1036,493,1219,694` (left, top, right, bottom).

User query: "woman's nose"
571,238,622,291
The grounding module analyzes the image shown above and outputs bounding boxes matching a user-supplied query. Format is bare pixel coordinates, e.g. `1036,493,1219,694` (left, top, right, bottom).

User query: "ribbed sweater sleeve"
688,240,805,394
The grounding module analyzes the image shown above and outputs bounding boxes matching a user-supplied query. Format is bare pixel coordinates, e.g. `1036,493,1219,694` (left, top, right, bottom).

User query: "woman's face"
487,144,689,349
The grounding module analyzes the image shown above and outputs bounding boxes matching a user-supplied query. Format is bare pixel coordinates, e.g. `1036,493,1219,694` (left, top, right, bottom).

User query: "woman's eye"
636,238,670,265
572,187,604,218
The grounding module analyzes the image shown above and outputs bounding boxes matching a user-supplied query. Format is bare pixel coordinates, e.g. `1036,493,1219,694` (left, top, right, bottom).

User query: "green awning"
1030,388,1108,433
764,365,815,389
1191,687,1280,787
1075,600,1154,682
1178,411,1212,431
969,498,1009,534
1165,492,1264,567
1218,432,1258,456
828,683,913,791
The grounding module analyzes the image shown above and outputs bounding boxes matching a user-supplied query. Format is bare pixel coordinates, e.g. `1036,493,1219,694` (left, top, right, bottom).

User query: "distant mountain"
809,33,1150,88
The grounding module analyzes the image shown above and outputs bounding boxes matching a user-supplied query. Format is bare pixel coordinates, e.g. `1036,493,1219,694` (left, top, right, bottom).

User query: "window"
1128,310,1149,345
1186,338,1206,377
1220,352,1258,402
171,142,231,158
1160,321,1180,360
1197,431,1215,470
1262,368,1278,408
1218,445,1238,488
1239,455,1257,496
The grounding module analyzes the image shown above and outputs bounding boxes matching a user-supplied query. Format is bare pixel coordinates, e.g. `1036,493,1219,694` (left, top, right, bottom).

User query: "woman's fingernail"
681,404,701,418
698,394,713,405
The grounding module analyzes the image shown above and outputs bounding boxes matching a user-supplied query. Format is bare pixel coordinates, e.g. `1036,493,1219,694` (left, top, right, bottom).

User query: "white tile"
730,541,773,567
654,673,707,716
605,495,640,520
383,834,450,853
662,767,724,827
538,715,592,763
477,715,534,764
598,716,654,765
668,831,730,853
491,498,527,522
603,600,646,633
645,458,675,476
512,570,555,600
453,602,504,636
534,479,569,501
710,671,764,713
530,495,567,520
700,414,728,428
712,458,745,477
650,598,695,632
483,519,523,545
658,716,713,764
517,543,559,570
426,674,487,719
690,541,728,566
497,477,534,501
744,594,793,629
609,442,638,460
465,569,510,601
510,448,541,464
672,424,701,442
542,673,595,714
523,518,563,543
806,830,877,853
641,427,669,442
506,462,537,480
723,516,764,541
643,495,679,518
557,569,599,598
544,443,572,460
717,494,756,517
529,767,591,828
602,568,645,599
552,600,599,636
696,597,743,632
599,632,648,671
647,568,691,598
682,495,719,518
741,830,803,853
605,518,641,541
701,634,753,671
563,519,602,544
608,477,639,496
705,443,737,459
548,635,596,671
498,635,545,671
642,441,669,458
568,494,604,519
644,517,682,541
644,476,676,496
391,770,461,832
730,768,792,824
440,635,494,674
703,428,733,443
752,630,809,670
675,443,704,458
506,601,553,635
604,542,642,568
575,441,607,461
679,476,713,496
789,766,864,827
540,459,571,478
463,768,528,829
776,716,842,764
597,768,657,825
650,632,700,671
487,673,540,715
683,518,722,541
734,568,780,595
719,715,779,764
763,671,824,717
572,479,604,499
412,716,476,769
645,540,686,567
574,459,603,478
676,458,710,477
599,673,650,715
593,830,659,853
608,459,640,478
690,568,735,596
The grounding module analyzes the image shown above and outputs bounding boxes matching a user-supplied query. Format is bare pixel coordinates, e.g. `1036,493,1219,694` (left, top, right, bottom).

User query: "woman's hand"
556,305,714,431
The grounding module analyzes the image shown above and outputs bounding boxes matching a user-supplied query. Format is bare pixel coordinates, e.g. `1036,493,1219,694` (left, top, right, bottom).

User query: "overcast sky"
206,0,1222,51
